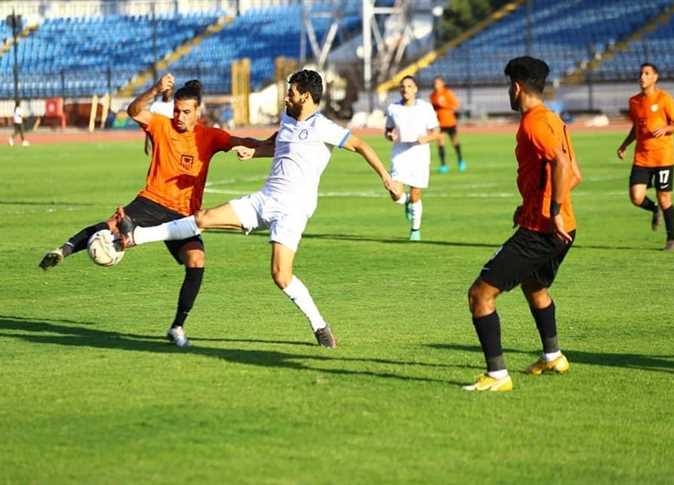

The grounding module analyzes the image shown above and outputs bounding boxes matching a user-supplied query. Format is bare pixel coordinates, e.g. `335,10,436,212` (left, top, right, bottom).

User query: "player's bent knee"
467,283,483,313
468,279,498,315
629,195,644,206
271,272,291,289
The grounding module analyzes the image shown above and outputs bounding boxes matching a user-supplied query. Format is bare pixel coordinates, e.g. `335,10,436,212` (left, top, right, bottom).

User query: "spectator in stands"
430,76,464,173
9,101,29,147
617,62,674,251
386,75,441,241
38,74,259,347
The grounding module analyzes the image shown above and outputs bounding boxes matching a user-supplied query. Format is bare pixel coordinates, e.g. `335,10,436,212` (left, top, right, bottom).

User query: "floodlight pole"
152,3,158,83
10,9,20,104
362,0,374,112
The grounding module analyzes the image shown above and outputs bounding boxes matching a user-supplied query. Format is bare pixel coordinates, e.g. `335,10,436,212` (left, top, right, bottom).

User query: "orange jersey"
430,86,460,127
628,89,674,168
515,104,576,233
139,115,233,215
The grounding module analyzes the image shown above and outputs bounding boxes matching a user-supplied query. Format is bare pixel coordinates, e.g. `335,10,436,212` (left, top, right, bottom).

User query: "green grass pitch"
0,132,672,484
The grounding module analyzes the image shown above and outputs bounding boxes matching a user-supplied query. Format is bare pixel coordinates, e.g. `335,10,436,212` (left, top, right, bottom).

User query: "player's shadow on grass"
0,200,98,207
236,230,499,248
428,343,674,374
236,231,655,251
0,315,467,385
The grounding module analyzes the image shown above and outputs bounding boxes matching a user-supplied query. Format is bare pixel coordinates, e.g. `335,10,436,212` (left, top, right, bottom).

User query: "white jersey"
150,100,174,118
13,106,23,124
385,99,438,188
262,111,350,217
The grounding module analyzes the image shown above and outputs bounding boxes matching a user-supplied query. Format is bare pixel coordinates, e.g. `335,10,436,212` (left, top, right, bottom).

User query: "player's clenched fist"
155,73,175,95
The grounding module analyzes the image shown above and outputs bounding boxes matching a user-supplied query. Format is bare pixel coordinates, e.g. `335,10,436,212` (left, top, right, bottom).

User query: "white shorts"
390,143,431,188
229,191,308,252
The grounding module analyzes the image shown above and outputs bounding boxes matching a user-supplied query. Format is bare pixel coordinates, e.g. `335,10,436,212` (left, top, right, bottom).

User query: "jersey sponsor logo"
651,104,659,112
298,129,309,140
180,154,194,170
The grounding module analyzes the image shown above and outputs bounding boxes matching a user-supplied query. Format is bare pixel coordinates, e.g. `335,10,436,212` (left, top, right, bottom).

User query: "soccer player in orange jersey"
617,63,674,250
430,76,465,173
464,57,582,392
38,74,257,347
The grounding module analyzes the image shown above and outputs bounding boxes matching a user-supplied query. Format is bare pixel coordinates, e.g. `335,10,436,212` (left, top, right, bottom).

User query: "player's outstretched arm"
343,135,402,200
231,132,277,160
617,125,635,159
127,73,175,127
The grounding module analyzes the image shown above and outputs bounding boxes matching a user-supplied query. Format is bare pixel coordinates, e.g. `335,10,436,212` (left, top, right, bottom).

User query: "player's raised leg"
464,278,512,391
121,202,242,247
271,242,336,348
39,218,116,270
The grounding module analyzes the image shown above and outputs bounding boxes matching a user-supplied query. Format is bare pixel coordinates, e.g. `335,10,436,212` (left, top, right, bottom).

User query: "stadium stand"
0,11,223,98
595,10,674,81
0,1,368,99
141,2,363,95
417,0,673,87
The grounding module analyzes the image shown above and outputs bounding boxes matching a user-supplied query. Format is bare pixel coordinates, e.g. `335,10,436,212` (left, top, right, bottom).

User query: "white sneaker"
8,137,14,146
22,140,30,147
166,326,191,348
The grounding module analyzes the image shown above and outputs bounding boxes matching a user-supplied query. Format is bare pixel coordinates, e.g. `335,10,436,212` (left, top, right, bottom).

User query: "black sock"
472,312,506,371
530,301,559,354
438,145,446,165
455,143,463,161
64,222,109,255
639,197,658,213
662,206,674,240
172,267,204,328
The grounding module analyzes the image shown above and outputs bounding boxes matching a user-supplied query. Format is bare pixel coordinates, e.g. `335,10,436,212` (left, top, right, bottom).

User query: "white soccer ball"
87,229,125,267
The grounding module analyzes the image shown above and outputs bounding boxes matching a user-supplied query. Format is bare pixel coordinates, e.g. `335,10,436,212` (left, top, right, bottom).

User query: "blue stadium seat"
417,0,673,87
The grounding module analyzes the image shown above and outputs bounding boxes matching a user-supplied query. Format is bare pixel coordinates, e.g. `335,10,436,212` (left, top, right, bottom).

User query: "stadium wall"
370,81,674,119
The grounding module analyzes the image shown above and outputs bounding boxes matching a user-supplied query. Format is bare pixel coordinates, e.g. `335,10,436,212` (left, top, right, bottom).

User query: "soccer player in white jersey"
114,69,402,348
385,75,441,241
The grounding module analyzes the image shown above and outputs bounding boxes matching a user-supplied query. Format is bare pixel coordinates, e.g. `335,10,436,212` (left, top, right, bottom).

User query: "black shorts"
441,126,457,137
124,196,203,264
629,165,673,192
479,228,575,292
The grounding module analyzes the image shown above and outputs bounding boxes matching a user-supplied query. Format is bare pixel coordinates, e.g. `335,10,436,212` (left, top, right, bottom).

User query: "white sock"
410,200,423,230
133,216,201,245
487,369,509,379
395,192,409,205
544,350,562,361
282,276,327,331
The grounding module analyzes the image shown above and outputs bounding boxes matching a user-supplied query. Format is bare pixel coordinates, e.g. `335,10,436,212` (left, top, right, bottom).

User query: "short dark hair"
174,79,202,105
289,70,323,103
400,75,418,86
504,56,549,94
640,62,658,74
